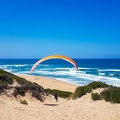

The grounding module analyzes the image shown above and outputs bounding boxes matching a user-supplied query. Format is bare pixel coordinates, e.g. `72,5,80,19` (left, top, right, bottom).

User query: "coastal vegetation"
20,100,28,105
45,88,73,99
91,93,101,100
71,81,108,99
100,87,120,103
91,87,120,103
0,69,120,103
72,81,120,103
0,69,48,102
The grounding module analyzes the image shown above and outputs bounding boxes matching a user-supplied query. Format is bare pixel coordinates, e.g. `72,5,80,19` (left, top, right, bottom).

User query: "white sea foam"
109,74,114,76
114,84,120,87
98,69,120,72
34,69,120,83
3,69,13,73
55,68,70,70
1,63,120,87
18,71,31,74
0,65,7,69
78,73,120,82
78,67,98,70
35,70,50,74
0,64,29,67
99,73,105,76
14,64,28,67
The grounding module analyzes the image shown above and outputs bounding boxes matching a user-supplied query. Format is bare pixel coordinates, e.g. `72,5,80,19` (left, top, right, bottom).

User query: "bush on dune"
100,87,120,103
90,86,120,103
91,93,101,100
0,69,48,102
45,88,73,99
72,86,86,99
20,100,28,105
87,81,108,89
72,81,120,103
72,81,108,99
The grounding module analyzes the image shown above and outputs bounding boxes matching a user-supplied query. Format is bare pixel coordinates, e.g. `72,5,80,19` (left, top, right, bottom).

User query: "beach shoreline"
18,74,78,92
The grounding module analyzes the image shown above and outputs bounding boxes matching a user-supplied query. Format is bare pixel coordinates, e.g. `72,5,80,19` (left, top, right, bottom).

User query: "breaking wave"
0,61,120,87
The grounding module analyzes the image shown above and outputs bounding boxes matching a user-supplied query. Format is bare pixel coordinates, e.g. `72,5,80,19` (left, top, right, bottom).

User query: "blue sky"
0,0,120,58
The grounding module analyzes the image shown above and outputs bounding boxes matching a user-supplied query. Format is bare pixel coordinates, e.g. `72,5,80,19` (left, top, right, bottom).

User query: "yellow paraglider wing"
30,55,78,74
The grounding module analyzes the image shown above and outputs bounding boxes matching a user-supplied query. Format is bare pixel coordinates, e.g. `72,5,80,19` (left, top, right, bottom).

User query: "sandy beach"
18,75,78,92
0,75,120,120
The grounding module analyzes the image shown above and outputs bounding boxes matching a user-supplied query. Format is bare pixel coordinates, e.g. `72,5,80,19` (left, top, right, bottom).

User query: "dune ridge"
0,74,120,120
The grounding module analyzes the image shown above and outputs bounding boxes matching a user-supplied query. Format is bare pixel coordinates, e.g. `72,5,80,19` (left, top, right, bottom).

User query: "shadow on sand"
43,103,59,106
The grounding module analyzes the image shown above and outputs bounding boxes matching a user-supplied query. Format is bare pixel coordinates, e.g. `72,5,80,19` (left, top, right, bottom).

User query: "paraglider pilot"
54,92,58,102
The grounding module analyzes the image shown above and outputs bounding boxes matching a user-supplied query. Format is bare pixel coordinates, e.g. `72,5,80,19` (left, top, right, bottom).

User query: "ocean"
0,59,120,87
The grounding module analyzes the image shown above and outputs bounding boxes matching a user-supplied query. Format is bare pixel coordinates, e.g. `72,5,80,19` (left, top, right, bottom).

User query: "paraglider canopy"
30,55,78,74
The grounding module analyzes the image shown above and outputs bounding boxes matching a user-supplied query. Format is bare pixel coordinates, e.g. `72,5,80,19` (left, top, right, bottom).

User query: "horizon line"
0,58,120,59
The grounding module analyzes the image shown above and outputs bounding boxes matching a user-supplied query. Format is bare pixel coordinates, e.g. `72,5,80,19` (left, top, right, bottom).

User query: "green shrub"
0,75,13,85
0,81,7,87
16,87,26,96
71,81,109,99
100,87,120,103
15,78,30,86
72,86,86,99
110,88,120,103
88,81,108,89
0,69,30,86
32,90,44,102
20,100,28,105
84,86,92,93
45,88,73,99
100,89,111,101
91,93,101,100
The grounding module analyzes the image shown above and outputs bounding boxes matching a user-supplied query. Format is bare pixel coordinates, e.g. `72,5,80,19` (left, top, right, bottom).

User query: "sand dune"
0,75,120,120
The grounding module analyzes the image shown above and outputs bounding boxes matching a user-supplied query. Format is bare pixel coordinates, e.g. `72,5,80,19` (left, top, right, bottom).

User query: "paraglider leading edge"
30,55,78,74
